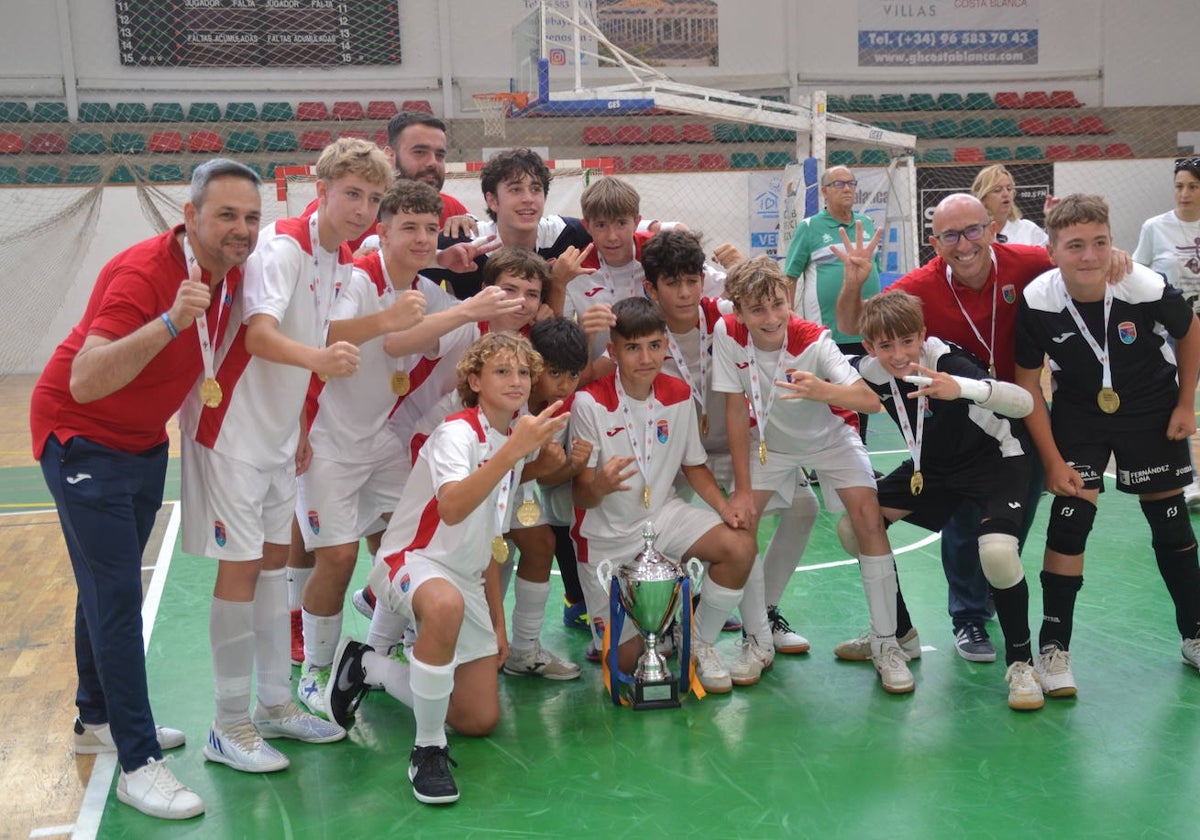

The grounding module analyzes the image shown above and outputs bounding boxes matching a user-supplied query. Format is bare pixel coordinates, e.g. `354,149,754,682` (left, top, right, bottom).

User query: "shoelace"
1043,648,1070,675
961,624,989,645
416,746,459,776
768,609,795,634
879,643,909,670
140,757,188,795
223,718,265,750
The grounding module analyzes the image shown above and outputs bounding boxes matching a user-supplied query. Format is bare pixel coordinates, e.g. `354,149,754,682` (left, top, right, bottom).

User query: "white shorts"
575,496,721,647
367,556,497,664
181,437,295,561
296,449,406,550
754,427,874,515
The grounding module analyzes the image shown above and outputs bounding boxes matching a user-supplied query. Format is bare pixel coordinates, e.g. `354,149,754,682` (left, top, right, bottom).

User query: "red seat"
953,146,985,163
300,130,334,150
187,131,223,153
697,152,727,170
0,132,24,153
648,125,678,144
582,125,615,145
1104,142,1134,158
615,125,647,144
1018,117,1048,135
29,132,66,154
662,153,692,170
331,101,364,121
366,100,399,120
1022,91,1052,109
1050,90,1083,108
296,101,329,121
629,154,659,171
994,91,1022,109
1076,115,1110,134
681,123,715,143
374,129,390,148
1047,116,1077,135
401,100,433,114
607,156,626,172
338,130,368,141
148,131,184,153
1045,144,1074,160
1074,143,1103,159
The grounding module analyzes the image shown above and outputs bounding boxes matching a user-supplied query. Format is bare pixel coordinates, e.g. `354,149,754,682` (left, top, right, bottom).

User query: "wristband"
160,312,179,339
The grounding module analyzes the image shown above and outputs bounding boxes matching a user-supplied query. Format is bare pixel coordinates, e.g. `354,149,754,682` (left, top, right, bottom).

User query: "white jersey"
659,296,735,455
375,406,526,589
570,372,706,541
711,313,862,457
1000,217,1049,247
181,214,354,470
1133,210,1200,309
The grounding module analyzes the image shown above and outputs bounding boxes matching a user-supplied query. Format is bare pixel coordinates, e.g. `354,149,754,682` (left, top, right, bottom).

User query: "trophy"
596,522,702,710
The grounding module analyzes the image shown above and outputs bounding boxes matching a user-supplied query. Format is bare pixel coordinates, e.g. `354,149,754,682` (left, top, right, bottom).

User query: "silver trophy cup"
596,522,703,710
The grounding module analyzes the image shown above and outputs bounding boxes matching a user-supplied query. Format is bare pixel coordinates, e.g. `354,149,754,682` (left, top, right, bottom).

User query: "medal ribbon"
665,315,710,414
309,211,338,350
1058,274,1115,393
746,341,790,452
944,250,1000,376
613,374,658,499
477,408,515,538
887,378,926,477
181,235,228,383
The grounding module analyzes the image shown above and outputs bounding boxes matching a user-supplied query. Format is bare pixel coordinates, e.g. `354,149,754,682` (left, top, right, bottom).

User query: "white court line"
29,826,74,838
0,507,57,517
66,501,180,840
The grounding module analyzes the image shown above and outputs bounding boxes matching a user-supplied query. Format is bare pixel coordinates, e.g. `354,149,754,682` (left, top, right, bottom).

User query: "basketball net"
474,93,521,139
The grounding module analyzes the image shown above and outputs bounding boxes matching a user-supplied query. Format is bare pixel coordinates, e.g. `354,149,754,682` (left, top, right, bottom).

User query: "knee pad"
1045,496,1097,556
978,532,1024,589
836,514,860,556
1141,495,1196,551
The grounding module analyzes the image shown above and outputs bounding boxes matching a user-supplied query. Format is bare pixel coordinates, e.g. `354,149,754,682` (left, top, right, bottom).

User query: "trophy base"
630,678,680,711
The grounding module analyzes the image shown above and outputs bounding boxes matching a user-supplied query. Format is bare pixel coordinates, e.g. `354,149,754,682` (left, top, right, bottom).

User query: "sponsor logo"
606,427,623,437
65,473,92,485
583,287,605,298
1117,321,1137,344
307,510,320,535
1119,463,1172,485
656,419,670,444
735,361,750,369
214,520,227,547
1008,501,1022,509
1051,332,1075,344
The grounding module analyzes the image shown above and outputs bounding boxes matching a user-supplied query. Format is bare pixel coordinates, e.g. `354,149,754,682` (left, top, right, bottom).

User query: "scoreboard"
115,0,401,67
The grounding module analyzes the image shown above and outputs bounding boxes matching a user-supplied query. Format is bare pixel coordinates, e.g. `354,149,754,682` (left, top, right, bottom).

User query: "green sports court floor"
44,426,1200,838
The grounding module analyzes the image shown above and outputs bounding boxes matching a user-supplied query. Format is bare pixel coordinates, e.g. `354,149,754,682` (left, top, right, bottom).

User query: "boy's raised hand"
508,399,570,459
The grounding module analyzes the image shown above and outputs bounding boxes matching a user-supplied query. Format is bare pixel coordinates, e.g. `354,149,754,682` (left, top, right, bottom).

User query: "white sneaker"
297,662,332,717
834,627,921,662
73,718,186,755
871,636,915,694
692,639,732,694
252,700,346,744
117,757,204,820
502,641,581,680
204,718,289,773
1184,480,1200,512
728,635,774,686
1035,646,1078,697
351,587,375,619
1182,637,1200,671
1005,661,1044,711
767,606,811,654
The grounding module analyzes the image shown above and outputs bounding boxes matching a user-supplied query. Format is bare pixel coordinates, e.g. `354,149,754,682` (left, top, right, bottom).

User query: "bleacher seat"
964,92,996,110
0,102,32,122
629,154,659,171
32,102,69,122
607,156,626,172
296,101,330,121
367,100,399,120
149,164,186,182
848,94,877,112
648,125,678,144
960,118,990,138
374,129,389,147
264,130,299,152
338,130,368,142
985,146,1013,161
25,164,62,184
994,92,1022,109
919,148,953,163
332,101,365,121
68,132,107,154
260,102,295,122
1045,144,1074,160
244,162,264,178
187,102,222,122
114,103,150,122
29,132,67,154
225,102,259,122
1014,145,1043,160
680,123,714,143
66,164,103,184
746,125,786,143
877,94,907,112
1018,117,1049,135
828,150,857,166
1076,115,1111,134
267,162,299,178
988,118,1021,137
662,154,692,170
1104,142,1135,158
1074,144,1103,160
188,131,224,153
78,103,114,123
1050,90,1083,108
579,126,612,145
730,152,761,169
859,148,890,166
712,123,745,143
614,125,647,144
0,133,23,153
1022,91,1052,109
900,120,931,139
763,150,792,168
0,166,19,184
1048,116,1078,135
936,93,966,111
930,119,961,138
300,130,333,150
150,102,185,122
108,165,138,184
953,147,985,163
905,93,936,111
111,132,146,153
224,131,260,153
401,100,433,114
148,131,184,153
826,95,850,112
697,152,727,170
872,120,899,133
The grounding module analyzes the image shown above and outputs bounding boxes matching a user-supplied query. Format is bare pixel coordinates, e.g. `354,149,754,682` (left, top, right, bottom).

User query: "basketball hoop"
474,93,527,139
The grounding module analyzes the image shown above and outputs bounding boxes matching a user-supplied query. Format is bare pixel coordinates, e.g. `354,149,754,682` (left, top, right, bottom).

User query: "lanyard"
614,373,658,508
888,378,926,493
944,249,1000,376
476,408,515,537
665,315,710,415
746,340,790,463
309,211,337,350
181,235,228,384
1059,275,1116,397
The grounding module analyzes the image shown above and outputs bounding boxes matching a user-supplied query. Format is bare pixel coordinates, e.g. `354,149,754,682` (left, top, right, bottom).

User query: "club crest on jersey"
214,520,227,547
1118,321,1137,344
1002,284,1017,305
656,419,670,443
398,573,411,593
334,280,343,299
307,510,320,535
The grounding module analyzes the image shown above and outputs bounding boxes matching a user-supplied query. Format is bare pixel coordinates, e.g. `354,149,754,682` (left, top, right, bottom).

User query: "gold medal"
910,471,924,496
642,485,651,509
491,536,510,563
200,377,223,409
1097,387,1120,414
516,499,540,527
390,370,410,396
700,413,710,438
758,439,768,466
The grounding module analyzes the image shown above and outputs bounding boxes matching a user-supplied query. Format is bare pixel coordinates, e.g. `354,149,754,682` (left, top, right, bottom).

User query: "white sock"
253,568,291,709
498,551,515,598
737,556,771,643
763,486,819,608
302,609,343,668
858,553,899,639
286,566,312,613
210,597,255,725
510,577,550,653
410,655,454,748
694,579,743,644
362,647,414,706
367,602,408,652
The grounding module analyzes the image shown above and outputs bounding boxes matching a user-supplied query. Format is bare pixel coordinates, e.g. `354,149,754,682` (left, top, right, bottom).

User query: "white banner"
858,0,1039,67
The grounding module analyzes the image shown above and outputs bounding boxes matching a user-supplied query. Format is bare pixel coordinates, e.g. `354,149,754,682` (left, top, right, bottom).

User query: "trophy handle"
595,559,613,594
685,558,703,587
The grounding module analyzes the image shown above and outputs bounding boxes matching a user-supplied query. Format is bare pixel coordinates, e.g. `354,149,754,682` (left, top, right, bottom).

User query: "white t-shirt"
711,314,862,457
1000,217,1049,247
1134,209,1200,309
659,296,735,455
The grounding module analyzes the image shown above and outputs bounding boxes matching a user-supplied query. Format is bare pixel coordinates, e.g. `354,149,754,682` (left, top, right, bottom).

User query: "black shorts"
877,454,1032,536
1051,408,1192,494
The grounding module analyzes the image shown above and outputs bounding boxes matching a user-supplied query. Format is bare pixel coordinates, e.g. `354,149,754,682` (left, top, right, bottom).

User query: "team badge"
398,573,411,593
656,419,670,444
333,280,343,298
1002,284,1017,305
1118,321,1137,344
307,510,320,535
214,520,227,547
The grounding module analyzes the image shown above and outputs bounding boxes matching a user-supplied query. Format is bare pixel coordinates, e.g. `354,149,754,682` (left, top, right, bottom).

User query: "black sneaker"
324,638,372,728
954,623,997,663
409,745,460,804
